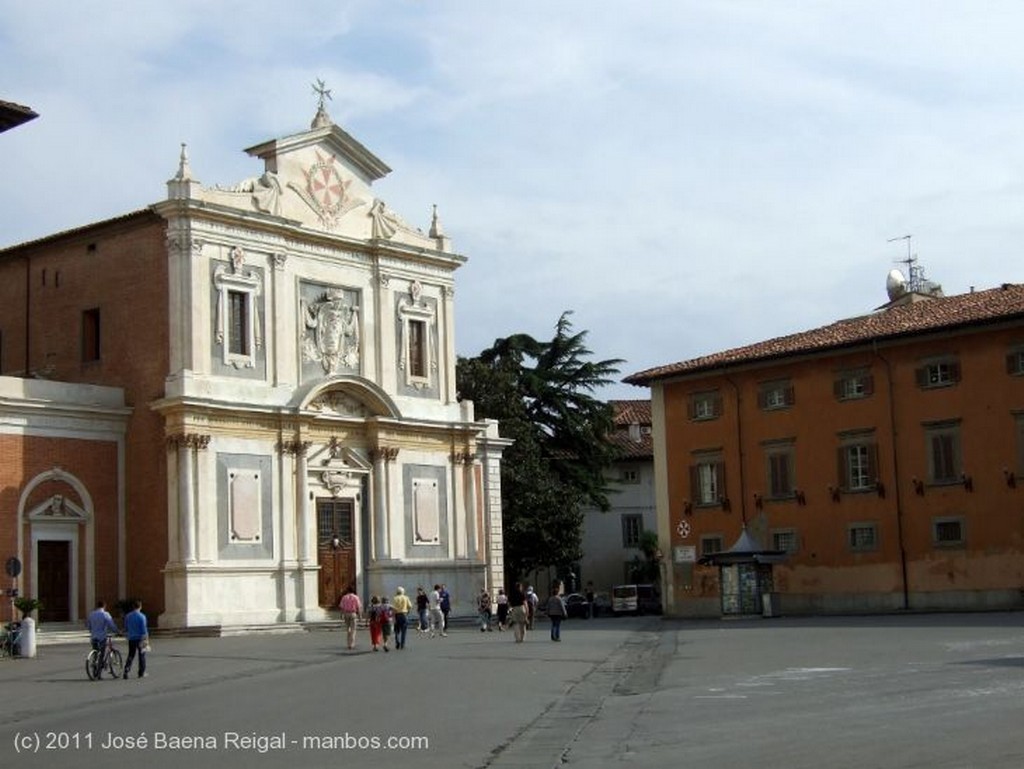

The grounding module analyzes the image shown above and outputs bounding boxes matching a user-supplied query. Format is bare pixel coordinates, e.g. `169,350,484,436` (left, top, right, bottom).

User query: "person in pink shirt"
338,585,362,650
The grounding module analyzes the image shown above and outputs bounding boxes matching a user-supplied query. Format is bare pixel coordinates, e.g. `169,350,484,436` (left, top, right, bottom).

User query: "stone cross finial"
311,79,334,129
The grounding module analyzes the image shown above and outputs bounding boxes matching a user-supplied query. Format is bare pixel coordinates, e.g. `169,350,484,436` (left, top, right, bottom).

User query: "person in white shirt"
428,584,446,637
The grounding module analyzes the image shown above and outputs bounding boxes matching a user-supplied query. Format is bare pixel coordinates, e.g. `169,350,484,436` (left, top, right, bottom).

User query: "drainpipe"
874,342,910,610
725,376,747,525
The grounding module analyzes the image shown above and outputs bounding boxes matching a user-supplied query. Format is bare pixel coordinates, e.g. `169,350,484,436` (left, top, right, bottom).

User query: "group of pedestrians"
84,599,150,678
339,581,570,650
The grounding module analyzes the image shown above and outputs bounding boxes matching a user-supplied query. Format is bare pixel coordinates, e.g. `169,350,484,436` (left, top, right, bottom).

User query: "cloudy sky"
4,2,1024,399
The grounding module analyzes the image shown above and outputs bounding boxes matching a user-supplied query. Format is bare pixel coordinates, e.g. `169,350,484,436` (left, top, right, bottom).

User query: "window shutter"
837,447,847,491
784,385,796,406
867,443,878,483
949,361,961,383
915,367,928,388
689,465,699,499
833,378,844,400
716,462,726,499
712,394,723,417
863,374,875,395
757,389,768,408
1008,354,1019,375
687,398,696,420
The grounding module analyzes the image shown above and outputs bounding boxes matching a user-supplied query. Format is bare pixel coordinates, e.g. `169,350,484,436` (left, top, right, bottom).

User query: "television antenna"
887,234,926,292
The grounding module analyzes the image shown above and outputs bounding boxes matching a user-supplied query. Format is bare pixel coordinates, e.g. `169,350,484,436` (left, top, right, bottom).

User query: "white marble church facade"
152,98,509,627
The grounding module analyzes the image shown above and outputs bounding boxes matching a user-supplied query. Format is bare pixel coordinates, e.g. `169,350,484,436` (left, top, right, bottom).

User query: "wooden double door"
317,498,356,609
37,540,71,622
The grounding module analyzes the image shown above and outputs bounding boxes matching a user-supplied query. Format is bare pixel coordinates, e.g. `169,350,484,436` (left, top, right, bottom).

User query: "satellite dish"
886,269,907,301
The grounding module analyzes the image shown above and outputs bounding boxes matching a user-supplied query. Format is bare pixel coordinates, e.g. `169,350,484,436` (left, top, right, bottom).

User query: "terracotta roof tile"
625,284,1024,385
607,400,653,459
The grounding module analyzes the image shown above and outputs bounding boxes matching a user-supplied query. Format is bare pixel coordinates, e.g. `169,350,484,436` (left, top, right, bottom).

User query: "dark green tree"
457,312,623,581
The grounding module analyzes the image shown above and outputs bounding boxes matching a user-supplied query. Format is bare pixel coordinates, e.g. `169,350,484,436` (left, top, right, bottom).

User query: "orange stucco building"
626,283,1024,616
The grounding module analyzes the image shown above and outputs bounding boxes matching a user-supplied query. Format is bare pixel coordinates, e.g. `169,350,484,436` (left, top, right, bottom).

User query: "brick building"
0,100,508,629
626,280,1024,616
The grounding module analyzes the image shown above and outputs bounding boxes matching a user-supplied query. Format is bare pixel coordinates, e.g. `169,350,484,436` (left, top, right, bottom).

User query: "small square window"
917,359,960,389
620,468,640,484
700,535,724,557
759,381,794,411
933,518,965,548
772,529,799,553
848,523,878,552
691,392,722,421
835,370,874,401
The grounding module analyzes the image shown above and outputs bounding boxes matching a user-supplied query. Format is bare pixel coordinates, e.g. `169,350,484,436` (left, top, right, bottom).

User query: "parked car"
563,593,590,618
612,584,663,615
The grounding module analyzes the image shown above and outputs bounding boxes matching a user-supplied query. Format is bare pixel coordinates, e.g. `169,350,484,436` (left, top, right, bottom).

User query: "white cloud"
4,1,1024,398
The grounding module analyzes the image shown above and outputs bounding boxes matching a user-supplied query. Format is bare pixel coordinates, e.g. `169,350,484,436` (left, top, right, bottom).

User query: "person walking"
495,588,509,631
391,586,412,650
85,600,118,677
547,581,567,642
440,584,452,632
122,600,149,679
368,595,384,651
339,585,362,650
508,582,527,643
428,584,446,637
525,586,539,630
415,587,429,635
477,588,492,632
379,596,394,652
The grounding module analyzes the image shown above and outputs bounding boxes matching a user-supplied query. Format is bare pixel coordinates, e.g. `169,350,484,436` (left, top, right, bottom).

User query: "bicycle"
0,622,21,659
85,635,123,680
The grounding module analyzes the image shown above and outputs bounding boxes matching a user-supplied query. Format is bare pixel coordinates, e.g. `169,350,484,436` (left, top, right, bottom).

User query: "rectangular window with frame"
620,468,640,484
621,514,643,548
690,391,722,421
700,535,724,557
764,442,795,498
834,369,874,401
771,529,799,554
916,358,961,389
932,517,965,548
837,432,878,492
689,454,725,506
1006,347,1024,376
408,319,427,378
848,523,878,552
82,307,101,362
227,290,249,356
925,421,961,484
759,380,795,411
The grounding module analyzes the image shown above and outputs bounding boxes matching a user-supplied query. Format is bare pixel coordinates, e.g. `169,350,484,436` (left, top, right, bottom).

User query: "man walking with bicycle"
85,600,118,677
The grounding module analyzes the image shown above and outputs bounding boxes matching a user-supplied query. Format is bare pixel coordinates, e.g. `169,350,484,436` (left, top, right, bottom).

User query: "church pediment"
171,87,448,250
299,376,401,420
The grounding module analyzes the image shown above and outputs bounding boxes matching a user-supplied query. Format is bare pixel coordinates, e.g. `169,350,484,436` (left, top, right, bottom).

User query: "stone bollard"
19,616,37,658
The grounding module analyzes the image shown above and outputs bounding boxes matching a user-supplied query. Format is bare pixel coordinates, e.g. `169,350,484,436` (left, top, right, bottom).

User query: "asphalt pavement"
0,612,1022,769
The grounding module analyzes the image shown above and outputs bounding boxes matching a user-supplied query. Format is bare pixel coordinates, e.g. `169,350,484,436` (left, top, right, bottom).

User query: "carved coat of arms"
302,288,360,373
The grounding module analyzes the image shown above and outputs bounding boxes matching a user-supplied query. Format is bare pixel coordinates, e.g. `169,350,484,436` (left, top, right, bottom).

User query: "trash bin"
762,592,780,618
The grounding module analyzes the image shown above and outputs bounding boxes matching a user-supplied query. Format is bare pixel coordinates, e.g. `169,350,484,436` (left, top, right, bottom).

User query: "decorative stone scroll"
166,433,212,451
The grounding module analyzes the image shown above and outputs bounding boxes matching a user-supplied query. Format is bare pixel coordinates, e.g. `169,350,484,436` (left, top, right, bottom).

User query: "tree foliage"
457,312,623,580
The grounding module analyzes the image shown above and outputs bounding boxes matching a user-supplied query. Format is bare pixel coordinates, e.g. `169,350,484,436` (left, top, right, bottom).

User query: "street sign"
4,557,21,578
673,546,697,563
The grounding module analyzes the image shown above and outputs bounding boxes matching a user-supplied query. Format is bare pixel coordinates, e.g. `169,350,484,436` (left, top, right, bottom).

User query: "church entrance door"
316,497,356,608
37,540,71,622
